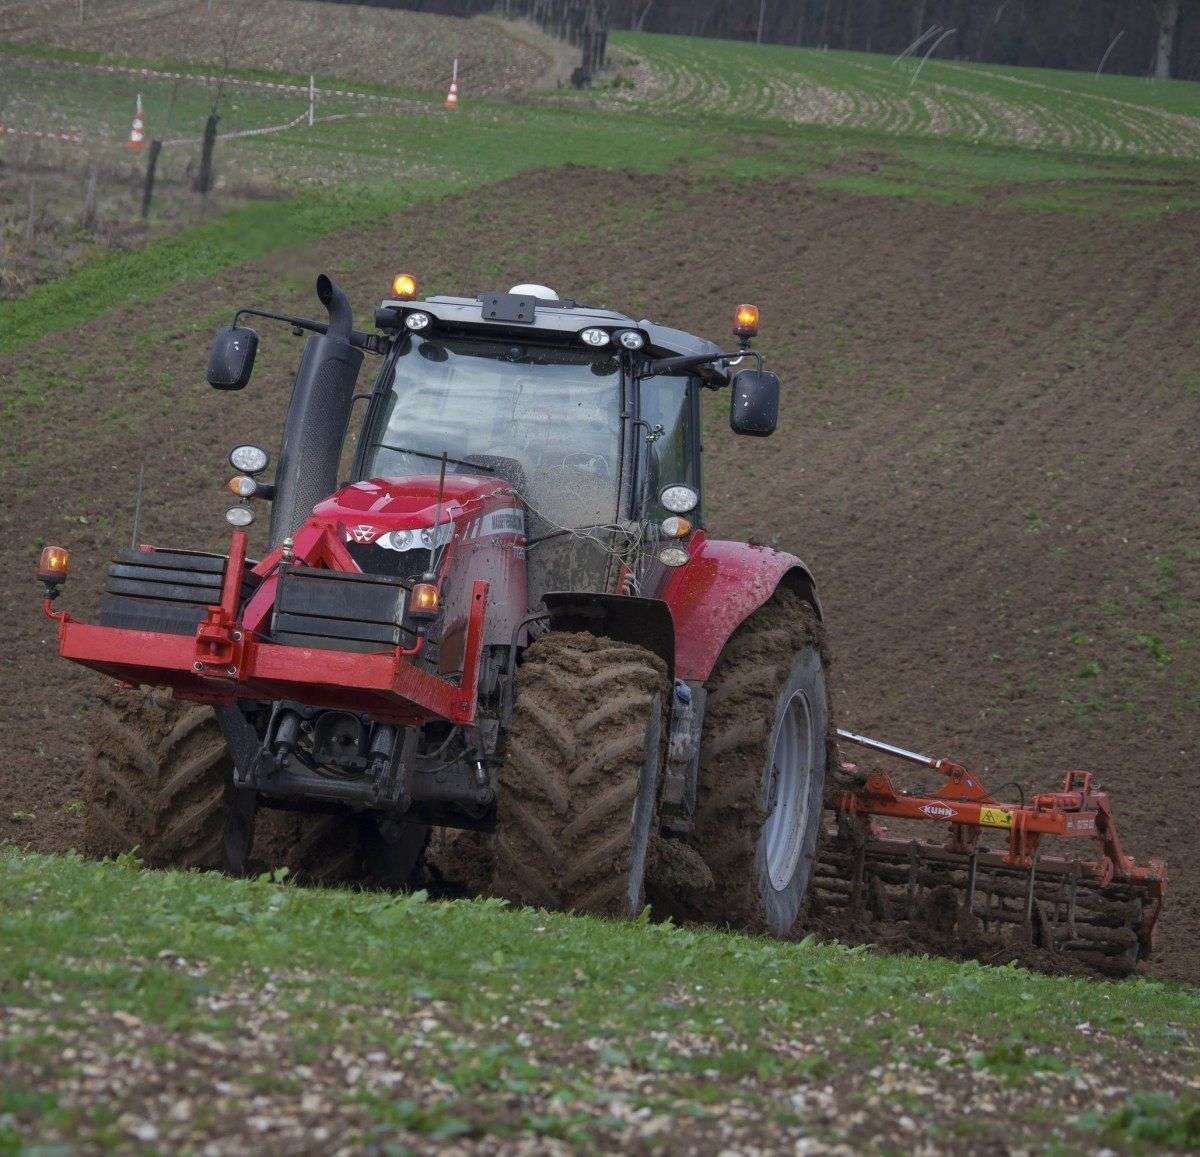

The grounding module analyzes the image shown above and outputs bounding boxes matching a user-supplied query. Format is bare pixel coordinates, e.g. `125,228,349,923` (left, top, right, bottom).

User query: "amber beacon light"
37,545,71,584
392,273,418,300
734,303,760,339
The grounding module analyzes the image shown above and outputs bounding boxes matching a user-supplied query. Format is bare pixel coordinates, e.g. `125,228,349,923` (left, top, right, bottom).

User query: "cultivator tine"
959,847,979,934
1023,852,1039,934
906,843,920,922
849,829,867,917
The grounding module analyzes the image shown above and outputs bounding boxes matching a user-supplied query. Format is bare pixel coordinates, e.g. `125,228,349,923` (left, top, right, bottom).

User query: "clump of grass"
1088,1093,1200,1147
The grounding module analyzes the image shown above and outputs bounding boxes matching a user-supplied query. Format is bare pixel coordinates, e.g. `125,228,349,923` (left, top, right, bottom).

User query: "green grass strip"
0,182,454,355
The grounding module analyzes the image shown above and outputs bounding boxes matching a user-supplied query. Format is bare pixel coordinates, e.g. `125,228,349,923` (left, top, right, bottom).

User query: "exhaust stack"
268,275,364,546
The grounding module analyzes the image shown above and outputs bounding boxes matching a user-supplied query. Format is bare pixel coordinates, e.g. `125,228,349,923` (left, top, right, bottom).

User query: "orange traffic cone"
126,93,146,150
445,58,459,110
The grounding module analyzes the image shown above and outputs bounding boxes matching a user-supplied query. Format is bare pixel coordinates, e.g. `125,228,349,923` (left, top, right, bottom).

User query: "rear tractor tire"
681,588,833,936
81,685,378,884
491,631,668,918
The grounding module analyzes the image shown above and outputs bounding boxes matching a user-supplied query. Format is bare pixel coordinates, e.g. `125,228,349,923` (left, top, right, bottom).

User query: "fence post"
81,159,98,230
308,74,315,127
195,113,219,195
141,138,163,219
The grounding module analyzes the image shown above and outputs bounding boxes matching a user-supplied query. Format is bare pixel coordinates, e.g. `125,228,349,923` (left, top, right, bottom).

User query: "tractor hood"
310,475,515,543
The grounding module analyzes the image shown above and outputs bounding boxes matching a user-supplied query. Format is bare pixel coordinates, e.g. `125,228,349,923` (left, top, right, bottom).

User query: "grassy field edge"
0,180,462,355
2,848,1199,1149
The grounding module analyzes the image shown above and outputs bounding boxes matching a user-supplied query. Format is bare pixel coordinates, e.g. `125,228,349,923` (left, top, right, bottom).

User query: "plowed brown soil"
3,166,1198,981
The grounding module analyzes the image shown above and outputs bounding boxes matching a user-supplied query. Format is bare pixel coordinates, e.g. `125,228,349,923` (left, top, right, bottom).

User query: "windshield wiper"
369,442,495,472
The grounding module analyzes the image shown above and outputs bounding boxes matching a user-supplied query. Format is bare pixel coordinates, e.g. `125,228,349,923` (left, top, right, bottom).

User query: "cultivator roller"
815,730,1166,976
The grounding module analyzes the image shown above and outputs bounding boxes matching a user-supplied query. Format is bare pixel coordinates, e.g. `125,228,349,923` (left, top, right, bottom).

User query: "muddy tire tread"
682,587,833,930
491,631,667,918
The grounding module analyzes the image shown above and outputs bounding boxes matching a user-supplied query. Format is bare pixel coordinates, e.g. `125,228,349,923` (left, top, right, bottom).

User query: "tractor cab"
342,279,779,605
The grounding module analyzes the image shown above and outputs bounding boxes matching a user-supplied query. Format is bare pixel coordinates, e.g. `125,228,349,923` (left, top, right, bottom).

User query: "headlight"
382,530,415,552
229,444,269,475
616,330,645,350
225,505,254,528
658,546,689,567
580,328,609,347
404,311,432,331
660,485,699,514
380,523,453,552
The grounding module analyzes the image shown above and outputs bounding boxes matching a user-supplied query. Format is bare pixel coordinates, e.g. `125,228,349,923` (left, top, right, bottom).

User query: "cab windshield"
360,336,622,531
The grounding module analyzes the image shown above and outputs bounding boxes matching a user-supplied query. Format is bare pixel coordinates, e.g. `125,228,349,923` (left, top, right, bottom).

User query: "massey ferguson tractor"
39,274,1166,973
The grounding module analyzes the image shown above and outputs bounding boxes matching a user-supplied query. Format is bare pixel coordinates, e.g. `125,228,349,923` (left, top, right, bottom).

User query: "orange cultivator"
815,730,1167,976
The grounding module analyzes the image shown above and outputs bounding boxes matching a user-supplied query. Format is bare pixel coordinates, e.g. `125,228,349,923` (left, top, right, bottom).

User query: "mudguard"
543,591,675,683
661,533,820,682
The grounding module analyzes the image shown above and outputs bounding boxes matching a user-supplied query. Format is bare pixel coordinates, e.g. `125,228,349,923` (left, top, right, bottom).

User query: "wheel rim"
764,688,814,892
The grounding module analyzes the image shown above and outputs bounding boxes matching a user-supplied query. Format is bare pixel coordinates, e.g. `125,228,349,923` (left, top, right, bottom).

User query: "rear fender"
661,533,820,682
542,592,675,684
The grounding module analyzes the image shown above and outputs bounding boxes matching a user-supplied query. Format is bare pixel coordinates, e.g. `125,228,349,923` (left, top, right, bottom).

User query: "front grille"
346,542,432,582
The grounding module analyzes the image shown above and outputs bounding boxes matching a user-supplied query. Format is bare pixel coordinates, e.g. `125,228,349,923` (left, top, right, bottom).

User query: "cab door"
634,372,702,599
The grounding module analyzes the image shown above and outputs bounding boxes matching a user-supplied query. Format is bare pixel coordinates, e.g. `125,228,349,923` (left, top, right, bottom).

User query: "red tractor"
41,275,1166,969
43,276,830,930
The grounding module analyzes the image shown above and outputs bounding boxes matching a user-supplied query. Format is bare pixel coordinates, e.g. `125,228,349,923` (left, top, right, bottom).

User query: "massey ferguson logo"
921,803,955,819
350,525,377,544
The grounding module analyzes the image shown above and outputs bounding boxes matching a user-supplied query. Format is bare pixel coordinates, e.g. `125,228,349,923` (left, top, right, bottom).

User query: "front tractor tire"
491,632,668,918
81,686,377,884
83,686,231,869
684,588,832,936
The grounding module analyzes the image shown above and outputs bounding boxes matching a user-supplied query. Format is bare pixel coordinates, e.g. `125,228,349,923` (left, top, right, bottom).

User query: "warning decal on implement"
978,806,1013,829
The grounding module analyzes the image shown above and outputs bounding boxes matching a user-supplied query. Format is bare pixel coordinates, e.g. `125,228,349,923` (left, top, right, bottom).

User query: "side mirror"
207,325,259,390
729,368,780,436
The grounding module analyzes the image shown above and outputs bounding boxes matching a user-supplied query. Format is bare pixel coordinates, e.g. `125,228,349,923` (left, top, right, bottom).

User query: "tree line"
315,1,1200,82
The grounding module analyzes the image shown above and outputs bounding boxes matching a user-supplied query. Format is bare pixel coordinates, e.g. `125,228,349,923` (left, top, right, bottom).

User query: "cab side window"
639,373,699,522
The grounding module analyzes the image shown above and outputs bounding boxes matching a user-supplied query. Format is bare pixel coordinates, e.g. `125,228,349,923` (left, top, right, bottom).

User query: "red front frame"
50,528,490,728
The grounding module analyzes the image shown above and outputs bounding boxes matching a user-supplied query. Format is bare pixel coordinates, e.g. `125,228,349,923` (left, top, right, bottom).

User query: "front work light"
409,582,441,619
37,545,70,584
405,311,432,332
392,273,418,299
660,485,699,514
229,444,269,475
616,330,645,350
580,328,609,347
734,304,760,338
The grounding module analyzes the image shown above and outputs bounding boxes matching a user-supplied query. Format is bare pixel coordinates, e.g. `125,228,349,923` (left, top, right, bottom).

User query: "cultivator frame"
817,729,1167,974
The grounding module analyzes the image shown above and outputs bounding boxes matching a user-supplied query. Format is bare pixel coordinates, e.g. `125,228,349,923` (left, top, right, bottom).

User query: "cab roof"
378,291,730,385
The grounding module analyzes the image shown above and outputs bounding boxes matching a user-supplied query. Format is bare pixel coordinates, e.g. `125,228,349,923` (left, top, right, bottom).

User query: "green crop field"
2,851,1199,1151
596,31,1200,159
